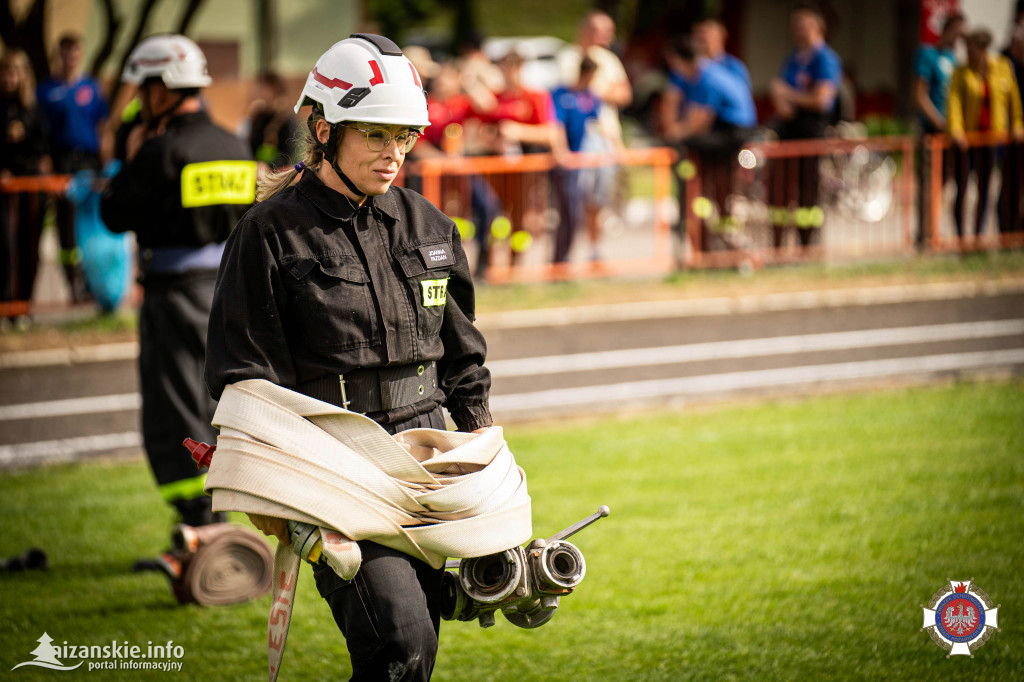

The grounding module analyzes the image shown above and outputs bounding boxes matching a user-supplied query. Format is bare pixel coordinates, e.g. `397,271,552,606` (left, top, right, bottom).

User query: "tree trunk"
177,0,207,35
109,0,163,106
0,0,50,84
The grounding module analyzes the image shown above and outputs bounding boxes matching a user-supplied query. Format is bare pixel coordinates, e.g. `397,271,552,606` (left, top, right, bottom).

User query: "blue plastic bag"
66,162,131,313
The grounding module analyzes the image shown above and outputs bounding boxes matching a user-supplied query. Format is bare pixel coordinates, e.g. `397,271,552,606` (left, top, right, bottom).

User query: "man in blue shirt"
768,2,843,249
914,14,964,134
913,13,964,244
36,34,109,301
694,17,752,92
550,55,619,262
663,35,756,252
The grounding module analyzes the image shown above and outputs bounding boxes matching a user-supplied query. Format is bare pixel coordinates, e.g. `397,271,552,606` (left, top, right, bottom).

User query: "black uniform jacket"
205,170,492,432
1,96,50,175
100,111,253,253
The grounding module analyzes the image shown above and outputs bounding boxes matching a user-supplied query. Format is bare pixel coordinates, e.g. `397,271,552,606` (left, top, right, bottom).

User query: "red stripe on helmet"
368,60,384,86
409,63,421,88
312,67,352,91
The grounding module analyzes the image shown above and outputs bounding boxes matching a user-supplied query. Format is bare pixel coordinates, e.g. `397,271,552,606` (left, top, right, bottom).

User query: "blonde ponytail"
255,117,325,202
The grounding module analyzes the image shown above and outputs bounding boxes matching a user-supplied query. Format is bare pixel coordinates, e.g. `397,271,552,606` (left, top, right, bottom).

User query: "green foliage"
367,0,440,46
1,380,1022,679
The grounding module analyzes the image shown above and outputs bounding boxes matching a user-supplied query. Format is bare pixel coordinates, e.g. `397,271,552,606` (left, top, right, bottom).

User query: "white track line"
488,319,1024,377
3,320,1022,422
3,349,1021,465
490,348,1024,413
0,393,140,421
0,432,141,467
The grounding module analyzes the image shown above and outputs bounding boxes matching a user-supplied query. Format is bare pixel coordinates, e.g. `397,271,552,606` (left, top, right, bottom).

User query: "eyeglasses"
343,125,420,153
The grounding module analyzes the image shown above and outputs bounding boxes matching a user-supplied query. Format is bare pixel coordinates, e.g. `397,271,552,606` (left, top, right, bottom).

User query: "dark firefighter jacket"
204,170,492,433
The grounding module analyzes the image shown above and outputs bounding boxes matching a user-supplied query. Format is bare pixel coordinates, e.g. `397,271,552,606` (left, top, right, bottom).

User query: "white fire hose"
203,379,533,681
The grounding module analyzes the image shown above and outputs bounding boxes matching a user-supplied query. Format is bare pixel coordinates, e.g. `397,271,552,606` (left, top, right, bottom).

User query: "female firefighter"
204,34,492,680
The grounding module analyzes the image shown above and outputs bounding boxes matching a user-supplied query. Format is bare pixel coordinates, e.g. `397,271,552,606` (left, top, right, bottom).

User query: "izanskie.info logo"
11,632,185,673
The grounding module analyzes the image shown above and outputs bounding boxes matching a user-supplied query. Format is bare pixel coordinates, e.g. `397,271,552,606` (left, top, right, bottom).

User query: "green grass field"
1,380,1022,680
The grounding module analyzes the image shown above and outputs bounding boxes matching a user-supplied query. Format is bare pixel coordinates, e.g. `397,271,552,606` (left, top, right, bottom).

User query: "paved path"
1,281,1022,468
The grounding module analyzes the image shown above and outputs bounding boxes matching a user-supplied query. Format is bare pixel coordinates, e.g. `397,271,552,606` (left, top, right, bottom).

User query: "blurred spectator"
242,71,300,168
914,14,965,134
557,8,632,152
948,28,1024,240
455,33,504,111
662,35,756,251
487,50,561,154
487,51,561,254
550,55,622,263
768,2,842,249
1,48,50,320
913,12,964,245
693,17,752,91
1000,3,1024,234
411,61,503,277
36,33,109,302
557,10,632,110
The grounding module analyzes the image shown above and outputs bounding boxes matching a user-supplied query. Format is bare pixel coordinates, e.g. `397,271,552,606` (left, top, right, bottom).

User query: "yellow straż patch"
421,278,449,307
181,160,257,208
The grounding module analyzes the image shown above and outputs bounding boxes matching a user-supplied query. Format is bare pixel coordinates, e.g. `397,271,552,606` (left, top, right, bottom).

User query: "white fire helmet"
294,34,430,128
122,34,212,89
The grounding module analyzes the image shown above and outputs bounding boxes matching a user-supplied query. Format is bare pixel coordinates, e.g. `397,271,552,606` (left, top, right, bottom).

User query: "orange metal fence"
678,134,917,269
3,133,1022,319
0,175,70,319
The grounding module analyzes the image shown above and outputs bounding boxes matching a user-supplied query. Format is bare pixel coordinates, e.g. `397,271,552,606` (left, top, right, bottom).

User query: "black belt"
299,361,438,414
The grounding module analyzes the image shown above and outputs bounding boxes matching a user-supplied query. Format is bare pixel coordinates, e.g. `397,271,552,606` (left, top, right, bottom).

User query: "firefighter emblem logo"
921,579,1000,657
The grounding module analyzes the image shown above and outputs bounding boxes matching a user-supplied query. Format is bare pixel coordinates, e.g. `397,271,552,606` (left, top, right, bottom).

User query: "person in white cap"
205,34,493,680
101,34,255,531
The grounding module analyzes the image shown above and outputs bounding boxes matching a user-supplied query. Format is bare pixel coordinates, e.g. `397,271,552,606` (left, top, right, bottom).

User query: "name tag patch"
418,243,453,268
181,160,257,208
421,277,449,307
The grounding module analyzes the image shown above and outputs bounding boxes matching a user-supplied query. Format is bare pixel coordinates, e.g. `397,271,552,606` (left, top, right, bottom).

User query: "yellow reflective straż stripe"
421,277,449,307
159,474,209,503
180,160,257,208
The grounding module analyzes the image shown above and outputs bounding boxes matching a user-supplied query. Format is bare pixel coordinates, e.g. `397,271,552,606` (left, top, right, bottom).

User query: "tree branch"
90,0,123,78
109,0,162,105
176,0,207,35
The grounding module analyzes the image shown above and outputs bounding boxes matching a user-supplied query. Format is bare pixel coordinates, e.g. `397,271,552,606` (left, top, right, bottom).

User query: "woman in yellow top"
947,28,1024,240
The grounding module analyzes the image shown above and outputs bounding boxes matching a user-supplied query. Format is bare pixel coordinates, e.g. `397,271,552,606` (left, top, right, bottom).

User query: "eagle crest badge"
921,578,1000,657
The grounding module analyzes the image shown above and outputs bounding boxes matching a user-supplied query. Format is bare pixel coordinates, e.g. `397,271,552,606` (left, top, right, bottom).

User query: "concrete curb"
474,278,1024,330
3,278,1023,369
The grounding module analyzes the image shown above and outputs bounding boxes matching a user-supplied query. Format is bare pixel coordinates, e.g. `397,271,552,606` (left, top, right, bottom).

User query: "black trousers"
999,140,1024,234
138,271,219,492
769,114,829,248
311,406,448,681
0,190,45,306
953,145,996,239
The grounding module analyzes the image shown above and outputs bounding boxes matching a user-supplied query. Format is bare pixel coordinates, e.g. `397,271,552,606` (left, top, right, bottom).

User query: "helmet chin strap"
308,114,366,200
143,90,191,132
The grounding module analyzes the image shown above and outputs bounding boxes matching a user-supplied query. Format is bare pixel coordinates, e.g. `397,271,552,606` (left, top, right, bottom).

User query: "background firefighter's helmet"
294,34,430,128
122,34,212,89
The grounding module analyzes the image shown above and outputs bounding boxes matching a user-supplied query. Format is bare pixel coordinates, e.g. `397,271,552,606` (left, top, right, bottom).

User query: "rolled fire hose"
203,379,532,682
168,523,274,606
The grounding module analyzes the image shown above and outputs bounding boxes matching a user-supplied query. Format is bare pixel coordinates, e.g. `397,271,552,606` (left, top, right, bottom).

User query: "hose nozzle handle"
546,505,610,543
